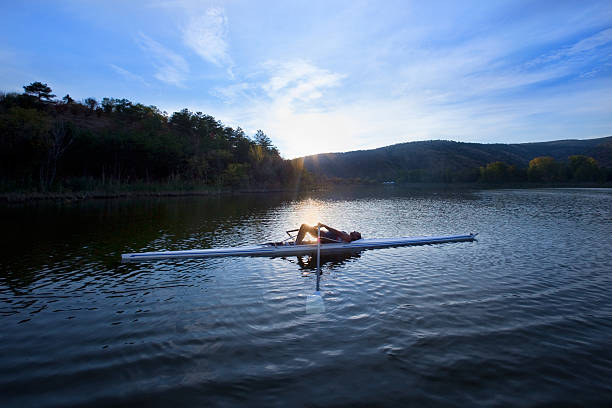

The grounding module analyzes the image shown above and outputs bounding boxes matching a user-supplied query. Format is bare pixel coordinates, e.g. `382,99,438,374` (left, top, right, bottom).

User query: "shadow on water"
0,193,296,290
281,251,362,272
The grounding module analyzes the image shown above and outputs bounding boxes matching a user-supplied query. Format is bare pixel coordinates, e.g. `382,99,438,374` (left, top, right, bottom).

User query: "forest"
0,82,315,193
303,138,612,185
1,82,610,195
478,156,607,183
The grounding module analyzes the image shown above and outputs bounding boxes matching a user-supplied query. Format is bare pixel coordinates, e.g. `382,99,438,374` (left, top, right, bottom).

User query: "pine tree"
23,81,56,102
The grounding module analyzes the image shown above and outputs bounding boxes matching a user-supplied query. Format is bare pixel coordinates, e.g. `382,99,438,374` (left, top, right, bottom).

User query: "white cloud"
391,25,612,107
109,64,150,86
527,28,612,68
212,53,574,157
211,82,254,102
567,28,612,55
274,79,612,157
207,60,349,157
262,59,345,103
183,7,232,74
167,5,612,158
136,33,189,87
211,61,611,158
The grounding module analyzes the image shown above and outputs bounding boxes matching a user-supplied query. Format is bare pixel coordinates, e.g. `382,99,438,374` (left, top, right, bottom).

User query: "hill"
300,137,612,182
1,83,310,193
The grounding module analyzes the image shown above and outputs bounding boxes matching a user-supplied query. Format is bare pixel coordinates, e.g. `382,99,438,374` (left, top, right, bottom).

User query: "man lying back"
295,223,362,244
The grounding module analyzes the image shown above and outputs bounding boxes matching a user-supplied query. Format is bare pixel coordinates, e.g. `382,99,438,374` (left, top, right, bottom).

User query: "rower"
295,223,362,245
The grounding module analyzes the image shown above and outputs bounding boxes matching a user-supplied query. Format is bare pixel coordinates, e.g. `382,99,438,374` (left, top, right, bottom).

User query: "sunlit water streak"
1,188,611,407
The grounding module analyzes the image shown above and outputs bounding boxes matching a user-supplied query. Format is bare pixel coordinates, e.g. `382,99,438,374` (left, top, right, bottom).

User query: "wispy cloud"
390,24,612,109
109,64,150,86
566,28,612,56
2,0,610,159
211,82,254,103
117,2,612,157
183,7,232,75
527,28,612,68
135,33,189,87
210,60,350,157
210,37,611,158
262,60,345,104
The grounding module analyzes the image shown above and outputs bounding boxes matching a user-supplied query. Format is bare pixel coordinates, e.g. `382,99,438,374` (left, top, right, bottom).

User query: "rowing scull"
121,233,477,262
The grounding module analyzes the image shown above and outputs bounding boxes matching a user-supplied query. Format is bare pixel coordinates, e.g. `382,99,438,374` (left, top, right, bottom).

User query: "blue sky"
1,0,611,158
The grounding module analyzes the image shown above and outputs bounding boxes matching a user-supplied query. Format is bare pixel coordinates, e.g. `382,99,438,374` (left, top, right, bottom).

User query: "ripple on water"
1,189,611,406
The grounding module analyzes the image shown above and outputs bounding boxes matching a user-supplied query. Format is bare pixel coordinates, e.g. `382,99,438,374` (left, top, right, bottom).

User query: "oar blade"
306,291,325,314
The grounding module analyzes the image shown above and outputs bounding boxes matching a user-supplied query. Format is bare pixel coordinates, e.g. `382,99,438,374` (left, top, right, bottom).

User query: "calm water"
1,188,611,407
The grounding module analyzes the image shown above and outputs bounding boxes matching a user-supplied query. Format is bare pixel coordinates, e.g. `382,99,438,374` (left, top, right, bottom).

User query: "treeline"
377,155,608,184
478,156,607,183
0,82,315,192
303,138,612,185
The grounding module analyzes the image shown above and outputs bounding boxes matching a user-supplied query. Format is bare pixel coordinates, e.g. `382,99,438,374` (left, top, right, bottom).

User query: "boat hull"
121,233,477,262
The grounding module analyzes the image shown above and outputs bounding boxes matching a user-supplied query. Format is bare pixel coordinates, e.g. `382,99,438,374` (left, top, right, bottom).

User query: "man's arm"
318,223,351,242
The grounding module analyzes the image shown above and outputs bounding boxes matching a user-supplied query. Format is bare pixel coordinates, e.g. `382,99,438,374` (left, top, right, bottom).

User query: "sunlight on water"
1,187,611,407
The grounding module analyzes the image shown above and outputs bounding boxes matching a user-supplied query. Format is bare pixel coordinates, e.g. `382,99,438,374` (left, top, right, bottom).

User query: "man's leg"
295,224,317,244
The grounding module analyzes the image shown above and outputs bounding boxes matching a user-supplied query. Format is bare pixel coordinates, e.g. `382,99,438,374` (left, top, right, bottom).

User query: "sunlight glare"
291,198,326,242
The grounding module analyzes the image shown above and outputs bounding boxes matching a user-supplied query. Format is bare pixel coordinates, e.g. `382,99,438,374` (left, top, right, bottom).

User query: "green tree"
83,98,98,111
479,161,518,182
101,98,113,113
0,106,51,186
568,155,602,182
39,121,74,190
222,163,250,187
254,129,279,155
23,82,56,102
1,85,310,191
528,156,560,182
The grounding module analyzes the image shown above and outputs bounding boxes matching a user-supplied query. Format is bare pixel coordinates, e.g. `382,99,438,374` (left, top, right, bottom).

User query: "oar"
306,223,325,314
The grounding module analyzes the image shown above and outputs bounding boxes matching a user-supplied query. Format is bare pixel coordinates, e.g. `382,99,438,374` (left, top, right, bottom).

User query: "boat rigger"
121,233,477,262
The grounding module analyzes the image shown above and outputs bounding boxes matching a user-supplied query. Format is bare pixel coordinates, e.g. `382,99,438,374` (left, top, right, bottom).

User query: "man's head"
349,231,362,241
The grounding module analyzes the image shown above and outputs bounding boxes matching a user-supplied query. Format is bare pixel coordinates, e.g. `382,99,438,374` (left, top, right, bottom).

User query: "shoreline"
0,187,301,203
2,181,610,203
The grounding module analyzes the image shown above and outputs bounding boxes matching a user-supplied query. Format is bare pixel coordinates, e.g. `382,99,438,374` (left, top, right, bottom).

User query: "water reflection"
2,188,612,407
282,252,362,272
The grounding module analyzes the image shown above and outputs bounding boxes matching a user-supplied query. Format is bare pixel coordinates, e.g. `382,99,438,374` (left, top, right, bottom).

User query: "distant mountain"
300,137,612,182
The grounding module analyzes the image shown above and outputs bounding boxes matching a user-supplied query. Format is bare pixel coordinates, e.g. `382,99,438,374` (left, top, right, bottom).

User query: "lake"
1,187,611,407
